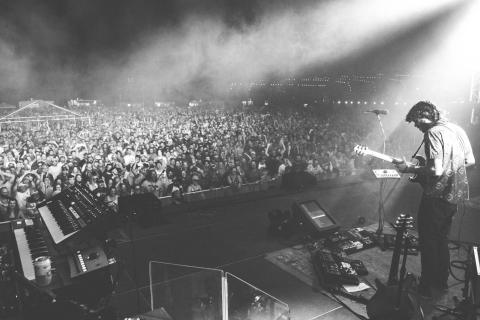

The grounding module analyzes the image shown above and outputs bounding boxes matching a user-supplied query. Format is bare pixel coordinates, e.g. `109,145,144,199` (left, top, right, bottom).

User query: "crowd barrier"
158,169,366,207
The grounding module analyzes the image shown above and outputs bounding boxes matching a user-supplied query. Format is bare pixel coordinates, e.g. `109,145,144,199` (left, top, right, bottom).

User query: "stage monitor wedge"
292,200,339,238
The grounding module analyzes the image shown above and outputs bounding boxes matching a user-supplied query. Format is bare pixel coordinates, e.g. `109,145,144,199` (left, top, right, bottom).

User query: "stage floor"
108,178,477,320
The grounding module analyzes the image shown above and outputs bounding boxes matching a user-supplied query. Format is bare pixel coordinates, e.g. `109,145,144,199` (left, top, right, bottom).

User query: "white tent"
0,100,90,126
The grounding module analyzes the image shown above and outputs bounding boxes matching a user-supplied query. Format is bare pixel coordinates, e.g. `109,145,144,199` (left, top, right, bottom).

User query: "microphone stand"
375,113,388,236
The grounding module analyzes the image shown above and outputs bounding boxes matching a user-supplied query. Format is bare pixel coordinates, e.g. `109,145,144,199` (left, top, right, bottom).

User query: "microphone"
364,109,388,115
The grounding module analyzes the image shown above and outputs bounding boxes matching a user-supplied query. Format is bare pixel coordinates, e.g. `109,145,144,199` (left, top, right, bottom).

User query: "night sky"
2,0,262,64
0,0,471,104
0,0,288,102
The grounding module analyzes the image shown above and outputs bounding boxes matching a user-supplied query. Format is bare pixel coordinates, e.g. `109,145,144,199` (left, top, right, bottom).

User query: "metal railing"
158,169,365,207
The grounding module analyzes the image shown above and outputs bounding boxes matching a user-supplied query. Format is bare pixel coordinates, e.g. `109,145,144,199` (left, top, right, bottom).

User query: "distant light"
344,101,348,104
338,101,341,104
350,101,354,104
394,102,399,105
380,101,384,105
373,101,377,105
364,101,368,105
357,101,361,104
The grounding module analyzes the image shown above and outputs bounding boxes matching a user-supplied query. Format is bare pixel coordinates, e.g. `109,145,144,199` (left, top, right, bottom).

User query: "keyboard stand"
372,169,401,236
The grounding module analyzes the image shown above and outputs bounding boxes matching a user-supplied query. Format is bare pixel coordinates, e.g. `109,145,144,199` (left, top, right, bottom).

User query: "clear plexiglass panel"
226,272,290,320
148,261,224,320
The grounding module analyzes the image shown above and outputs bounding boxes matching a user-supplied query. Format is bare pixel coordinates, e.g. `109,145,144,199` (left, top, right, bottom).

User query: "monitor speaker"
449,203,480,245
291,200,339,238
119,193,164,228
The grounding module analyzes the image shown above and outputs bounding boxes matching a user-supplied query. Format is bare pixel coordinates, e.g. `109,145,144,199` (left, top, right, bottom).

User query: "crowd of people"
0,104,373,221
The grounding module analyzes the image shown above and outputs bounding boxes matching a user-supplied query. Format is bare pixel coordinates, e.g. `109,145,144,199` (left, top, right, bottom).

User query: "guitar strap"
411,140,424,159
412,121,464,158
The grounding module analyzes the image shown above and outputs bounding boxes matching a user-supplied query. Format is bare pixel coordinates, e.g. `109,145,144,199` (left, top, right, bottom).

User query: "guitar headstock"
353,144,370,156
392,214,414,231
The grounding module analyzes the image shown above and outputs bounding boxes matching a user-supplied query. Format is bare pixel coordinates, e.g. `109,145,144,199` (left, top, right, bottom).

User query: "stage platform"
107,177,476,320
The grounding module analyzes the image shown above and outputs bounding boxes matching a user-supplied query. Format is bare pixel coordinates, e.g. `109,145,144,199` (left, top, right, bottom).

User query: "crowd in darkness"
0,105,371,221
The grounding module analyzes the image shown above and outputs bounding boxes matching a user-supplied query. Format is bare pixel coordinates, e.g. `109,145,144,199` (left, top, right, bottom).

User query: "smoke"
107,0,462,101
0,0,463,104
0,40,31,103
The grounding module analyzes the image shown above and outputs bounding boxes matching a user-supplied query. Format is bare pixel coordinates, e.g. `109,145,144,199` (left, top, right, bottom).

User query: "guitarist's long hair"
405,101,440,123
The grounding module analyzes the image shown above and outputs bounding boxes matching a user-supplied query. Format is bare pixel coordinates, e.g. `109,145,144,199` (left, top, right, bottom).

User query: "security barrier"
158,169,365,207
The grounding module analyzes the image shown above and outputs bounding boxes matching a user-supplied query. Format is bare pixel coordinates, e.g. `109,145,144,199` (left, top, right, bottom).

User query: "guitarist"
395,101,475,298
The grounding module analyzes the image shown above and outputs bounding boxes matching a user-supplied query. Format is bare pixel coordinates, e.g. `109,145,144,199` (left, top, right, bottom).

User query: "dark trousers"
417,195,457,287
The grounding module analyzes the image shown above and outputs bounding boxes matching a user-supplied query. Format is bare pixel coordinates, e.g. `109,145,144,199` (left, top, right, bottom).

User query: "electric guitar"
366,214,424,320
353,145,426,186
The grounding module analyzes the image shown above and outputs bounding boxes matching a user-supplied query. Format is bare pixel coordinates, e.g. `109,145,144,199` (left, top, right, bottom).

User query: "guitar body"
366,275,423,320
408,155,426,186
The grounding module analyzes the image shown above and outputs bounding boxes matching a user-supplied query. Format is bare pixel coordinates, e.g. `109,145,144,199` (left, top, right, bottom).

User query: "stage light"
403,0,480,105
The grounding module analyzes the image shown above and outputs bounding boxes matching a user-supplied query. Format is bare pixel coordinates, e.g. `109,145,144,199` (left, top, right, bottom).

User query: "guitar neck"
365,150,401,164
387,227,408,286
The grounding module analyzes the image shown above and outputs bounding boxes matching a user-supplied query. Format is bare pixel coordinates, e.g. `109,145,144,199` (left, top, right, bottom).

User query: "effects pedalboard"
326,227,376,255
312,249,368,286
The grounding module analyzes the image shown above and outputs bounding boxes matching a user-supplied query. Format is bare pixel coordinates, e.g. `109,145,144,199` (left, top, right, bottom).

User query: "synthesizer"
38,185,115,245
11,219,55,281
67,246,115,278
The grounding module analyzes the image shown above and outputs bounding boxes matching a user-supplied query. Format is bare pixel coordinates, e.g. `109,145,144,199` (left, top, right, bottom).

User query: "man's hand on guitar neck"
394,157,415,174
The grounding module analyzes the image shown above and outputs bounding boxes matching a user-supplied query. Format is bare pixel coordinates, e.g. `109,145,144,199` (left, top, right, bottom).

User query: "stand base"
433,299,479,320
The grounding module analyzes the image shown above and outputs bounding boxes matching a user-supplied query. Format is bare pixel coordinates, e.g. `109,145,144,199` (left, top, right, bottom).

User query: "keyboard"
38,203,80,245
37,185,114,245
12,220,53,281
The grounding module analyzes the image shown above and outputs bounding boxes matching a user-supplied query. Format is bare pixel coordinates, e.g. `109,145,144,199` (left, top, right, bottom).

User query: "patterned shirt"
423,120,474,204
